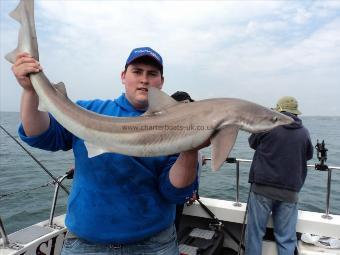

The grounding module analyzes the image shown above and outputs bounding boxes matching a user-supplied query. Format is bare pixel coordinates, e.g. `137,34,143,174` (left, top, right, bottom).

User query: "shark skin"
5,0,293,170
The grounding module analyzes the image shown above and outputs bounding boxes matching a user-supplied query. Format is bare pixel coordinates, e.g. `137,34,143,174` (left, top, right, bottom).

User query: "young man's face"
121,62,164,109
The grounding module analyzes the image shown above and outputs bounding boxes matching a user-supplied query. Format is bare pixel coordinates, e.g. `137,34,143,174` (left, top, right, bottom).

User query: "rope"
0,181,54,199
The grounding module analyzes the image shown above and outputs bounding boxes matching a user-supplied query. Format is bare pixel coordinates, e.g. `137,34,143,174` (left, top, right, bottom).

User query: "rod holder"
321,169,333,220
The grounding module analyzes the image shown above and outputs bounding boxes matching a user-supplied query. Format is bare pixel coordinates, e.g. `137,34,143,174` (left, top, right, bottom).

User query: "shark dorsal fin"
53,82,68,98
38,82,67,112
145,87,179,115
210,125,239,171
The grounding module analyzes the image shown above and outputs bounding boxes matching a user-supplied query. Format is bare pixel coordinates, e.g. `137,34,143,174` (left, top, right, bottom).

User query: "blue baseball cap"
125,47,163,72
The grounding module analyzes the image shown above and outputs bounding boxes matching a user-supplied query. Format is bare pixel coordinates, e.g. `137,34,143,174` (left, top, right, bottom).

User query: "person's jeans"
245,191,298,255
61,224,179,255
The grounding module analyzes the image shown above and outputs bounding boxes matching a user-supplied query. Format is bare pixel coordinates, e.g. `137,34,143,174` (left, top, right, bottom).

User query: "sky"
0,0,340,116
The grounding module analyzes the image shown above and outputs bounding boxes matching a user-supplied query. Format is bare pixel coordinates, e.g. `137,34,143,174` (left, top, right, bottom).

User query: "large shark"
5,0,293,170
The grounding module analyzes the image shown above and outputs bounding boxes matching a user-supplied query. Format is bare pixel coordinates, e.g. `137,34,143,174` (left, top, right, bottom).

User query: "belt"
109,244,122,249
65,231,122,249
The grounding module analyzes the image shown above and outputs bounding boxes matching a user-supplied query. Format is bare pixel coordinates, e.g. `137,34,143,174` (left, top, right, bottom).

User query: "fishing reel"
315,140,328,171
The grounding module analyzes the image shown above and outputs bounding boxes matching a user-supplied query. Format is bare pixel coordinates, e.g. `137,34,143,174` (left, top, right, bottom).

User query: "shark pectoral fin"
145,87,179,115
210,125,239,171
85,142,109,158
53,82,68,98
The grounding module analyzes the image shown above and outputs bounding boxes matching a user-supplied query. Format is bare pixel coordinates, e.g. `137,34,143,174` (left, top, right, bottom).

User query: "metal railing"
1,158,339,249
0,217,10,249
204,157,340,219
0,169,73,250
49,169,74,228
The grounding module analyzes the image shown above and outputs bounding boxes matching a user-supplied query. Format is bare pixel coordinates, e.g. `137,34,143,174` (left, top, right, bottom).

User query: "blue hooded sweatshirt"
18,94,197,244
248,112,313,192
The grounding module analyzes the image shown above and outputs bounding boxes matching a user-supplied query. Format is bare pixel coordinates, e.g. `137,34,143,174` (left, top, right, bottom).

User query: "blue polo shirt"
18,93,196,244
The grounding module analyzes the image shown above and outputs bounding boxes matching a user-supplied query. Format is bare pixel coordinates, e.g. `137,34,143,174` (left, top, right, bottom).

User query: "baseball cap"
171,91,194,102
275,96,302,115
125,47,163,72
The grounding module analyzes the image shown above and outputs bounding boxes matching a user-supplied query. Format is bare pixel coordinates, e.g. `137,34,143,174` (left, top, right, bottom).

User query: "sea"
0,112,339,234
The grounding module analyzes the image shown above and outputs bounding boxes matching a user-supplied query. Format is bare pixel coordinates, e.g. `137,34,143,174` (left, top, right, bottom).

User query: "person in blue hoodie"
11,47,203,255
245,96,313,255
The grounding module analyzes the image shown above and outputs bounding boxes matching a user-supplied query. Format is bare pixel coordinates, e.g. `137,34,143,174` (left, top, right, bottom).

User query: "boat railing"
1,159,339,249
0,170,73,250
204,157,340,220
0,217,10,248
48,169,74,228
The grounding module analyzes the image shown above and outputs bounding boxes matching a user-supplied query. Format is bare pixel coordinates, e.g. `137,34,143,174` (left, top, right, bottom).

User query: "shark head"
238,106,294,133
215,98,294,134
210,99,294,171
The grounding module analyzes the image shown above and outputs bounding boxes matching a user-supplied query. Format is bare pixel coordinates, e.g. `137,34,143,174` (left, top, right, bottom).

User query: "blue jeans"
245,192,298,255
61,224,179,255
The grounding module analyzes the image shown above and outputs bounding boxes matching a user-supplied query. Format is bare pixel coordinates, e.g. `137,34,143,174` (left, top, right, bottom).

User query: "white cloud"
1,0,339,115
293,8,313,24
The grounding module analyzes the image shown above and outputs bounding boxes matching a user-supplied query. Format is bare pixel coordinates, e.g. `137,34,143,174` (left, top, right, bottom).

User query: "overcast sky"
1,0,339,115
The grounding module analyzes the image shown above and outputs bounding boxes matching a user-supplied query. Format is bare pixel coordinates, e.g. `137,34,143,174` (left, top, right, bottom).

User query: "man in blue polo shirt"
11,47,200,254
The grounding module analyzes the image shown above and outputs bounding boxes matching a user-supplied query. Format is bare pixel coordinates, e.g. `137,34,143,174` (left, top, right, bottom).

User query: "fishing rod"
196,198,246,251
0,124,69,195
237,190,251,255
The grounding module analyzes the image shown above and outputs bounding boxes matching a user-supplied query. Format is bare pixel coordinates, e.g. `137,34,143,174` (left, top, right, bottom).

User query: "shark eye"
272,116,278,123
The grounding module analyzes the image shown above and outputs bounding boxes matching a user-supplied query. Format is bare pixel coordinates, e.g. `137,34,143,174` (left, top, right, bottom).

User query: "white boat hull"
1,197,339,255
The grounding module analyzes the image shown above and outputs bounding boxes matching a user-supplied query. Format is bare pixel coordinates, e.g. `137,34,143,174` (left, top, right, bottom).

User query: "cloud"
293,8,313,24
1,0,339,115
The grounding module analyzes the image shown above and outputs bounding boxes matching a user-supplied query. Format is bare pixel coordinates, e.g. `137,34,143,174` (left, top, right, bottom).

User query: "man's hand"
12,52,42,91
186,193,198,205
14,52,49,136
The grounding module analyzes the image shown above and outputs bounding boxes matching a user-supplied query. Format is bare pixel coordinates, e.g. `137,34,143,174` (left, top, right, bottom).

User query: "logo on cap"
126,47,163,67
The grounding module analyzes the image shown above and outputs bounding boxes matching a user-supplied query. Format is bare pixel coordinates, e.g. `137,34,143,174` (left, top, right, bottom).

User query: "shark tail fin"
5,49,19,64
9,0,24,22
5,0,39,64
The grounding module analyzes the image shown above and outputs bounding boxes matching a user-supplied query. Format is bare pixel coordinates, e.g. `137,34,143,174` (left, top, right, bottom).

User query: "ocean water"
0,112,339,234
